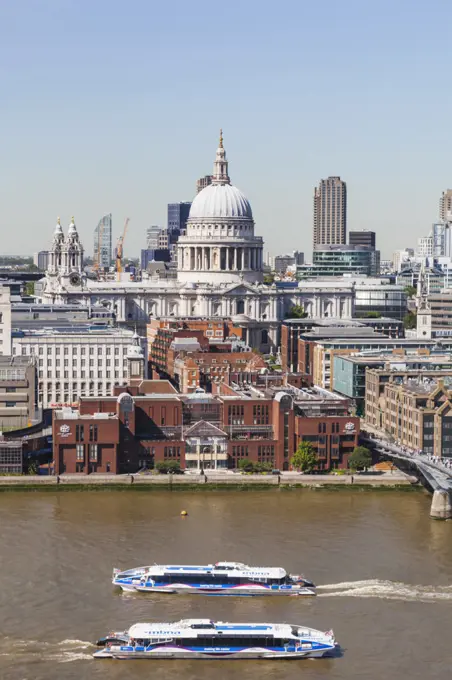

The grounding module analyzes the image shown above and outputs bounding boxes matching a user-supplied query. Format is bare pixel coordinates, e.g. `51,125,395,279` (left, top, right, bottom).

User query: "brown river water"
0,489,451,680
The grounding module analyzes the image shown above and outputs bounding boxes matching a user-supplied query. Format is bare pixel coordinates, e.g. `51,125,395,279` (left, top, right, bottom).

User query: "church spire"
212,129,230,185
53,216,64,243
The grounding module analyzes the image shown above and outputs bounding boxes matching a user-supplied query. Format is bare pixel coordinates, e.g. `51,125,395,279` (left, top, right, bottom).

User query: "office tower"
196,175,213,194
313,176,347,247
158,229,169,249
417,235,433,258
33,251,49,270
432,222,451,258
167,202,192,235
93,214,112,269
349,230,376,249
146,226,162,249
439,189,452,221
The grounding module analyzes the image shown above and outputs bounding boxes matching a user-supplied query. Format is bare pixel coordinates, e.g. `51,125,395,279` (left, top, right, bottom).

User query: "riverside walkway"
361,432,452,519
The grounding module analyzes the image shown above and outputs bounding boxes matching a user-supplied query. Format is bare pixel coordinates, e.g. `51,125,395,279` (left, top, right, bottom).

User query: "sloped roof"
184,419,227,438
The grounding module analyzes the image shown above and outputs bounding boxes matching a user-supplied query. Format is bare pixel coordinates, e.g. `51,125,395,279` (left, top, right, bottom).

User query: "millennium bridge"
361,433,452,520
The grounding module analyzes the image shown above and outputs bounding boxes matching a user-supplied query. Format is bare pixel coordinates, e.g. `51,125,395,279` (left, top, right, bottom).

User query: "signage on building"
59,424,71,438
344,422,356,433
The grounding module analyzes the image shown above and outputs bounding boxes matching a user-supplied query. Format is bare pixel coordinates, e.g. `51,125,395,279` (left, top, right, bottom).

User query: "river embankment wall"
0,473,420,492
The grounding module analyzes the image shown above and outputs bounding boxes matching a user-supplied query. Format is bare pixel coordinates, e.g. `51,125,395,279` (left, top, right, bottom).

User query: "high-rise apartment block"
313,176,347,247
439,189,452,221
196,175,213,194
33,251,49,271
93,214,112,269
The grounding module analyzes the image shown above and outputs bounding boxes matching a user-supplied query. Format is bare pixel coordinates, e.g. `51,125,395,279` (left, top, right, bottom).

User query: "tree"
25,281,35,296
286,305,308,319
403,311,417,330
364,311,381,318
404,285,417,299
253,461,273,473
263,273,275,285
348,446,372,471
291,441,318,472
156,460,182,474
27,461,38,475
238,458,255,473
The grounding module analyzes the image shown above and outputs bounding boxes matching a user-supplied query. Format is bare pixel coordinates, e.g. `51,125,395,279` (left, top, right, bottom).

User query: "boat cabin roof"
146,563,287,578
126,620,319,639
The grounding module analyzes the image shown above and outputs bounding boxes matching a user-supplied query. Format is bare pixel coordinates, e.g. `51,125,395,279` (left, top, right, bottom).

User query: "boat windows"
175,636,272,648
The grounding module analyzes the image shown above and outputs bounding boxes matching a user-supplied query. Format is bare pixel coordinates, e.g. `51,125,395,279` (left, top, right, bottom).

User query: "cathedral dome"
189,183,252,220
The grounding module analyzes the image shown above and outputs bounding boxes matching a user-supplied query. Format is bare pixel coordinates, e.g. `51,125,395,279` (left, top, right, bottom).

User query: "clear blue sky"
1,0,451,259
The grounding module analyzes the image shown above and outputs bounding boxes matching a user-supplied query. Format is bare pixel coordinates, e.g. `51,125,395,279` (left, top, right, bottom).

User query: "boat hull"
94,647,331,660
114,581,316,597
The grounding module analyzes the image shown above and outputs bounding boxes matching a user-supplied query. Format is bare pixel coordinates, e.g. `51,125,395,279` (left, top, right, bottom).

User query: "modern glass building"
353,282,407,319
298,245,380,278
167,202,192,235
93,214,112,269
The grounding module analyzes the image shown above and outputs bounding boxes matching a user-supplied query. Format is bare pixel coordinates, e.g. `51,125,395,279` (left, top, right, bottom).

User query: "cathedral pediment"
223,284,257,296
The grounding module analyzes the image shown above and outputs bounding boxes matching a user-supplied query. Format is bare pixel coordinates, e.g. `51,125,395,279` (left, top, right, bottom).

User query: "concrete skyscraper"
313,176,347,247
196,175,213,194
93,214,112,269
439,189,452,222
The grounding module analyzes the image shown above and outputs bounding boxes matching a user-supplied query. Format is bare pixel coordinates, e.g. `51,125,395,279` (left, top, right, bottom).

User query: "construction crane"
115,217,130,279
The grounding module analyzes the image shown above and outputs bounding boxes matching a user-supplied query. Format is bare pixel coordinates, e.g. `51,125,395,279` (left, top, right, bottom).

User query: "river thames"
0,489,451,680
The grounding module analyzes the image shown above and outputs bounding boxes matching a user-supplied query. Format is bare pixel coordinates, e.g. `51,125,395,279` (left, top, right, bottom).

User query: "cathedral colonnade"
178,244,263,272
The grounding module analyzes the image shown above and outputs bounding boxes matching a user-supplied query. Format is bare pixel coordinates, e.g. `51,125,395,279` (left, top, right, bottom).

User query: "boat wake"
317,579,452,602
0,637,94,663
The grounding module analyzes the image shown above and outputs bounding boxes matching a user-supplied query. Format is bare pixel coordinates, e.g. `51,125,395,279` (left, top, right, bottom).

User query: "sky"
1,0,452,260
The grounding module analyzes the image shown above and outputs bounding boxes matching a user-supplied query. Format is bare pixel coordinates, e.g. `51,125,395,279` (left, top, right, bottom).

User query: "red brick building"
53,380,359,474
147,318,245,376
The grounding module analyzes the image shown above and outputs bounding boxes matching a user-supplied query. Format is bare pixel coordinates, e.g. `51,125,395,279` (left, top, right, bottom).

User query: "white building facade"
40,135,355,351
12,328,146,408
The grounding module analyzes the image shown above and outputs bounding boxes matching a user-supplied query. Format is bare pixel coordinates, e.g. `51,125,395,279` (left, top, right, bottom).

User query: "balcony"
224,425,274,440
138,426,183,441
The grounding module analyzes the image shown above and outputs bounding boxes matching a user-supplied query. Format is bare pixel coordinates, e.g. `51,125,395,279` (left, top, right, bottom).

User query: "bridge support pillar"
430,489,452,520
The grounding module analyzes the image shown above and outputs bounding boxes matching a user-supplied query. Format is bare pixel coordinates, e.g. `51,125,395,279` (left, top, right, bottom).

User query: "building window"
89,424,98,442
76,444,84,461
89,444,98,461
76,424,84,442
5,402,16,408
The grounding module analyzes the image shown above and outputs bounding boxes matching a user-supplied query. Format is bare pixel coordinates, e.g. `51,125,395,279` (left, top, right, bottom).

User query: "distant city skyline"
2,1,452,258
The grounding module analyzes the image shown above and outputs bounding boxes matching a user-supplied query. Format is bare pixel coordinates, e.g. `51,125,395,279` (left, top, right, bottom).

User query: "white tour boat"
112,561,316,596
94,618,336,659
